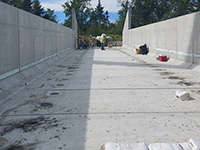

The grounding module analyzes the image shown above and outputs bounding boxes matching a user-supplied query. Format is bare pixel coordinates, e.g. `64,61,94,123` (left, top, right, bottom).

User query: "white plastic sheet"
189,139,200,150
149,143,191,150
105,142,148,150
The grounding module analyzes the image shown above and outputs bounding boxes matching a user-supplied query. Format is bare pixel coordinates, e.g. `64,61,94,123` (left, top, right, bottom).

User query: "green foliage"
95,0,104,24
131,0,199,28
116,0,130,34
22,0,32,12
62,0,91,32
32,0,44,16
43,8,57,23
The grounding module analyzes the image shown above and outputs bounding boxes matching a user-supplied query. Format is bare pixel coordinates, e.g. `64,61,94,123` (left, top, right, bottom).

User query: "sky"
40,0,120,24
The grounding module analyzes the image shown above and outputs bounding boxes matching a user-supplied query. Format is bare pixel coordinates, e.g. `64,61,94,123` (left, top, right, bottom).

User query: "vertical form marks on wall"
0,2,20,76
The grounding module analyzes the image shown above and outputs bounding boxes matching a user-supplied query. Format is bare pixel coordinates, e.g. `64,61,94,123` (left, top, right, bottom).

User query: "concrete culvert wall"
123,9,200,65
0,2,76,79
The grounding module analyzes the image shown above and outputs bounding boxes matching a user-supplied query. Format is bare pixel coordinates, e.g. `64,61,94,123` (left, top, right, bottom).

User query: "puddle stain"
0,116,59,136
0,95,48,125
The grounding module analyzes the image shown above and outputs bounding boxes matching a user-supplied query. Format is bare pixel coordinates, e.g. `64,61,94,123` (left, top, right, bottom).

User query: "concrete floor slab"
1,47,200,150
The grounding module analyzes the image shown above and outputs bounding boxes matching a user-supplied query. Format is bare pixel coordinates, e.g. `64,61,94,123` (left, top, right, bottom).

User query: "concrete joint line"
2,111,200,118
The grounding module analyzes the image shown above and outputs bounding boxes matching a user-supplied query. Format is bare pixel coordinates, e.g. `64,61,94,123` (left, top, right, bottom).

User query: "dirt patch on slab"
29,95,37,98
168,76,185,80
57,84,64,87
159,72,175,76
177,81,197,86
2,143,37,150
0,95,48,125
60,78,68,81
58,65,68,68
191,90,200,94
0,137,8,145
68,66,79,70
40,103,53,109
65,73,72,76
150,65,159,68
38,84,45,88
0,116,59,136
153,69,166,71
50,92,60,96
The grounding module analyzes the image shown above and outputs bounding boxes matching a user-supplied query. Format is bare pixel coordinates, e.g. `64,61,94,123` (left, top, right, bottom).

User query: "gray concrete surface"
1,47,200,150
0,2,76,79
123,9,200,65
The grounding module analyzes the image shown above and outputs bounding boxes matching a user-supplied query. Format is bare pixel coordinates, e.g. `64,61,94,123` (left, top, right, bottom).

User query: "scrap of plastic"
149,143,191,150
159,54,167,56
105,142,148,150
176,90,191,101
189,139,200,150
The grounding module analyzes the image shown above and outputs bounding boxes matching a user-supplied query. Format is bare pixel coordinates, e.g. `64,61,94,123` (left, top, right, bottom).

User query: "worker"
100,33,106,50
89,35,93,48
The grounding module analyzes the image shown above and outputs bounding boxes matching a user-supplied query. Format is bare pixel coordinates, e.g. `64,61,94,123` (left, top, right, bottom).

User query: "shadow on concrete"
93,59,191,70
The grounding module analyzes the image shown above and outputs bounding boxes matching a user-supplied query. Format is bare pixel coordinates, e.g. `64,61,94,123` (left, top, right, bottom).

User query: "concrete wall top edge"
130,11,199,31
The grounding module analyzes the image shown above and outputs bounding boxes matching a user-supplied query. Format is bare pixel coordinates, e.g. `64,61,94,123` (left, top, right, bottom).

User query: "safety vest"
100,36,106,43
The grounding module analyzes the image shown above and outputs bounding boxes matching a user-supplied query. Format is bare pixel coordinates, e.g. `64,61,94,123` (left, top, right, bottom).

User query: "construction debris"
104,139,200,150
176,90,191,100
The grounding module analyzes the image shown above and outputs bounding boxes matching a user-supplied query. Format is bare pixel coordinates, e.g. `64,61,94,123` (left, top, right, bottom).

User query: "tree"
154,0,171,21
116,0,130,34
95,0,104,24
21,0,32,12
32,0,44,16
0,0,12,4
170,0,196,18
62,0,91,33
43,8,57,23
10,0,22,8
195,0,200,11
104,10,109,30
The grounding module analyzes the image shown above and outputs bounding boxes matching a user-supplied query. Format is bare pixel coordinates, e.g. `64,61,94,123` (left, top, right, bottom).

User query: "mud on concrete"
159,72,175,76
167,76,185,80
2,143,37,150
40,103,53,109
0,116,59,136
0,95,48,125
177,81,200,86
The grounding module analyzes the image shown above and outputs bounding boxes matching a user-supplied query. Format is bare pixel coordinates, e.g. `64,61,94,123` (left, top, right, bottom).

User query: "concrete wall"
123,9,200,64
0,2,76,79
